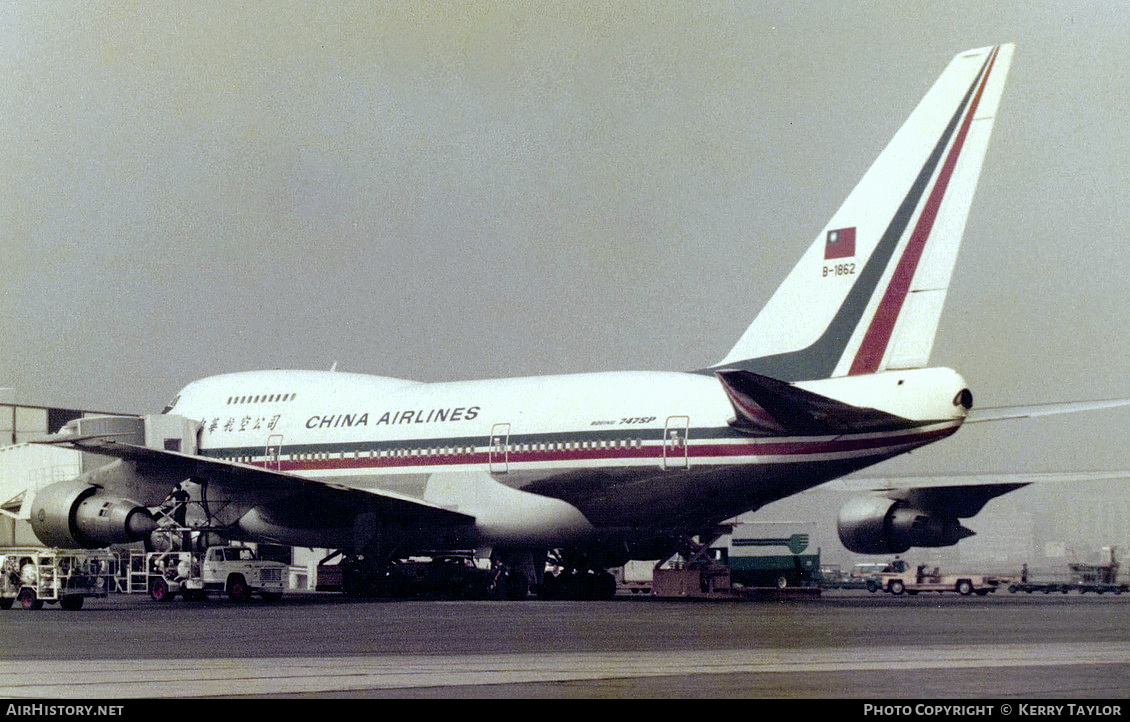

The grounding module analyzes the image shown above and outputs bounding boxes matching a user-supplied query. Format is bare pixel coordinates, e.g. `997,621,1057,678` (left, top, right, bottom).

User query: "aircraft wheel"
150,578,172,602
60,595,84,611
537,573,562,600
227,577,252,602
17,589,42,610
560,570,595,600
505,571,530,601
594,571,617,600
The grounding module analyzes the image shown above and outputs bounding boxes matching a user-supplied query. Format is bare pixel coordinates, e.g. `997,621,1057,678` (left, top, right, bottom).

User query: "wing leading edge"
31,433,475,529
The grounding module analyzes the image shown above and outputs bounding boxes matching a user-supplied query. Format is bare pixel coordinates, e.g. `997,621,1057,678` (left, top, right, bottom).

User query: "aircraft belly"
521,453,918,533
306,471,431,499
237,506,354,548
278,469,597,548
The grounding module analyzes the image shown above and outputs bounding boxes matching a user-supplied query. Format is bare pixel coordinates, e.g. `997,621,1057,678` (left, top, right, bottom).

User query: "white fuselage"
168,367,967,549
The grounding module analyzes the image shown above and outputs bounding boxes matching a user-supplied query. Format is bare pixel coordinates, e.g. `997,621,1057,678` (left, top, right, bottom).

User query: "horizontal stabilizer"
716,370,911,435
826,470,1130,492
966,398,1130,423
824,470,1130,517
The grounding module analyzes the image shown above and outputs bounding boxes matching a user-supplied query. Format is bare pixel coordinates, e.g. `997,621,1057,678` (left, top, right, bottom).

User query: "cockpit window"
161,395,180,414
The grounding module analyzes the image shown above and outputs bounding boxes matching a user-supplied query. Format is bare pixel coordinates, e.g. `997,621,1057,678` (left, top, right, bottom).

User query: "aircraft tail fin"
712,44,1013,381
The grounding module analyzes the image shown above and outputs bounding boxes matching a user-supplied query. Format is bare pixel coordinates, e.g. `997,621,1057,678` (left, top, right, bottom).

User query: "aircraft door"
662,416,689,470
265,434,284,471
489,423,510,474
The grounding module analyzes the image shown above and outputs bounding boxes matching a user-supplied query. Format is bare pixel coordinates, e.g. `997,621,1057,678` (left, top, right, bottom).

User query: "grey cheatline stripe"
702,48,996,382
200,420,958,474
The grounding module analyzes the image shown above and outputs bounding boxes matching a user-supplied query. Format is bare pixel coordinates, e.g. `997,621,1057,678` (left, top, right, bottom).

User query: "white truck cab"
148,546,286,602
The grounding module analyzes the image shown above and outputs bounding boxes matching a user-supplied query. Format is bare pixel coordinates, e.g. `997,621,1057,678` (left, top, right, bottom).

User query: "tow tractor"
877,564,1000,596
1,548,115,610
147,546,286,603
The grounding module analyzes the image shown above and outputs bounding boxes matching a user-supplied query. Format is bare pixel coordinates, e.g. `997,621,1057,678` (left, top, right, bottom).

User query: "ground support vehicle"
878,565,999,596
1008,555,1127,595
0,548,114,610
385,554,497,599
1006,580,1127,595
1067,556,1128,594
318,550,501,599
147,546,286,602
642,523,822,600
822,559,909,591
715,522,822,589
614,560,657,595
315,550,345,592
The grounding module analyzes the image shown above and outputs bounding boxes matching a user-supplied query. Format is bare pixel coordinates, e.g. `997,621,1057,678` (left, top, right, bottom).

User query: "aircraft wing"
30,434,475,528
823,471,1130,518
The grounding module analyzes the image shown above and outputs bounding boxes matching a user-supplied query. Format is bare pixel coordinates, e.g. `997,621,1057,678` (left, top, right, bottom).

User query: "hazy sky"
4,1,1130,480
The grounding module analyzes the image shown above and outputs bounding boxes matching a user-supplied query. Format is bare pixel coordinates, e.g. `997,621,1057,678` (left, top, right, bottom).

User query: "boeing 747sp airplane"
19,44,1124,598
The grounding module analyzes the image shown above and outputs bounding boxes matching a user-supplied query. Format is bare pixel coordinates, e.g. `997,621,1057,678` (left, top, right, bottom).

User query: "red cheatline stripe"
266,423,958,473
849,46,1000,375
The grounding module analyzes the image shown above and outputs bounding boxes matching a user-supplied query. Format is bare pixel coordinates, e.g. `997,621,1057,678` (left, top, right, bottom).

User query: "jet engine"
836,496,973,555
29,480,157,549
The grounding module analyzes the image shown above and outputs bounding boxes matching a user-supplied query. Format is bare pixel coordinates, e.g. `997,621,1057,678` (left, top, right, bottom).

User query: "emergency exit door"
265,434,284,471
489,423,510,474
662,416,689,470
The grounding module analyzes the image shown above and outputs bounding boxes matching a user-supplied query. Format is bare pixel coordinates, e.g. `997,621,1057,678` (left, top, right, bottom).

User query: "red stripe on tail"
849,46,1000,375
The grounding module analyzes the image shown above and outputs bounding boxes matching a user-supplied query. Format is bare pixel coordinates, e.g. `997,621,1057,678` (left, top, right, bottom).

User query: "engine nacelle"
837,496,974,555
29,480,157,549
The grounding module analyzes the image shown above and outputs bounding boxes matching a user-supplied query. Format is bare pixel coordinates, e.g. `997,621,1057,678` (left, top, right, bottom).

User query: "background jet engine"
29,479,157,549
836,496,974,554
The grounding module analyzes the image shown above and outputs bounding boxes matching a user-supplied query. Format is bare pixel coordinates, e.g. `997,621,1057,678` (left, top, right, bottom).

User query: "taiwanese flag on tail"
824,227,856,259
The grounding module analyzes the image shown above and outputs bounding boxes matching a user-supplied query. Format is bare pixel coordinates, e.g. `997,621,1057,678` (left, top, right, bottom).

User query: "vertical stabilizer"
713,45,1013,381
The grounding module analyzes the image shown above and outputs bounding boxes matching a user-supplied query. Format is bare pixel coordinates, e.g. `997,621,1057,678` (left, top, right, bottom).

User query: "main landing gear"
538,550,617,601
332,548,619,601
